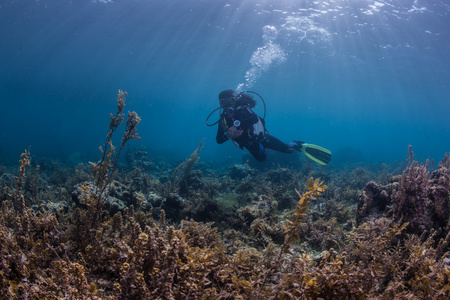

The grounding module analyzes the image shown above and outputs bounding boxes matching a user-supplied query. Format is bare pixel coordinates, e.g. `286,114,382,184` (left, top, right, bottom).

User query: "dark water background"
1,0,449,167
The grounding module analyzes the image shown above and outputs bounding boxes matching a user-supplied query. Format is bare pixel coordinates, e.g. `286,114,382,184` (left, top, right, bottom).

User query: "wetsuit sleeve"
216,117,228,144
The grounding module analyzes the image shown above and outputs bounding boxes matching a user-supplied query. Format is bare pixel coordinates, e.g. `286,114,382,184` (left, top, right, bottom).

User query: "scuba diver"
207,89,332,165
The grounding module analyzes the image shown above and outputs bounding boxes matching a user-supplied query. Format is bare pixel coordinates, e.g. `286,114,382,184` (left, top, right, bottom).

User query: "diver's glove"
226,126,242,140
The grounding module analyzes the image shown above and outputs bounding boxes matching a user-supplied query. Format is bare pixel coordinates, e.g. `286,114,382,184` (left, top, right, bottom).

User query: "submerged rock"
160,193,185,222
237,194,277,225
356,180,396,225
126,149,154,172
228,164,253,180
71,181,128,215
265,168,293,184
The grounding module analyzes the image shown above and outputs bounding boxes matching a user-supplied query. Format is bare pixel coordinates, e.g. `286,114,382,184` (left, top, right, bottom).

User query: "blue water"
1,0,449,166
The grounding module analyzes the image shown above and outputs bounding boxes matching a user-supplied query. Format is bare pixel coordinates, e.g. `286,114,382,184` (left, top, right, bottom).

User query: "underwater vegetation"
0,93,449,299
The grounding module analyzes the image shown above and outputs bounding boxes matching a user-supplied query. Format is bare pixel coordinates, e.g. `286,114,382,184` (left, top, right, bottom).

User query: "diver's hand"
226,126,242,140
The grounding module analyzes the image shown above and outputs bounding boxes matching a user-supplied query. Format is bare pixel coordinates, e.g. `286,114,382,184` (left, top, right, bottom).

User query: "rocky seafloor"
1,142,449,300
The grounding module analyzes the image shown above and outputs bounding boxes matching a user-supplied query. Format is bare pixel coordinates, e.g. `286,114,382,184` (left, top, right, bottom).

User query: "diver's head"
235,93,256,108
218,89,236,109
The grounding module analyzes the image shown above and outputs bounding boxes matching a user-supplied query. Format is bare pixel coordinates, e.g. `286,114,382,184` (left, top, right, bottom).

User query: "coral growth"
358,146,450,238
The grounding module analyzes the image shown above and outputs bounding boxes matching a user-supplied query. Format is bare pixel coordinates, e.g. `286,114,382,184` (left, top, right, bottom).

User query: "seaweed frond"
170,139,204,195
282,177,327,256
259,177,327,297
15,147,31,213
87,90,141,225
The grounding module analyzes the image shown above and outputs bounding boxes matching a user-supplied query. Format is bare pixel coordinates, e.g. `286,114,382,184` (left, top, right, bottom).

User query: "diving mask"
219,97,236,108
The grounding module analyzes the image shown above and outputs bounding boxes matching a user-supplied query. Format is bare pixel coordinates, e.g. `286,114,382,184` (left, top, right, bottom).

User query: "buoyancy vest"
222,105,267,147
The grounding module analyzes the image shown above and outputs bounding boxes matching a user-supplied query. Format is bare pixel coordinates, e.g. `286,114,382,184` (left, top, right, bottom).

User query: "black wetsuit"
216,105,294,162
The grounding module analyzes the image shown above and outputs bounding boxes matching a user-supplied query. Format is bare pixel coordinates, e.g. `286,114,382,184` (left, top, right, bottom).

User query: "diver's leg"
245,142,267,162
261,134,296,153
